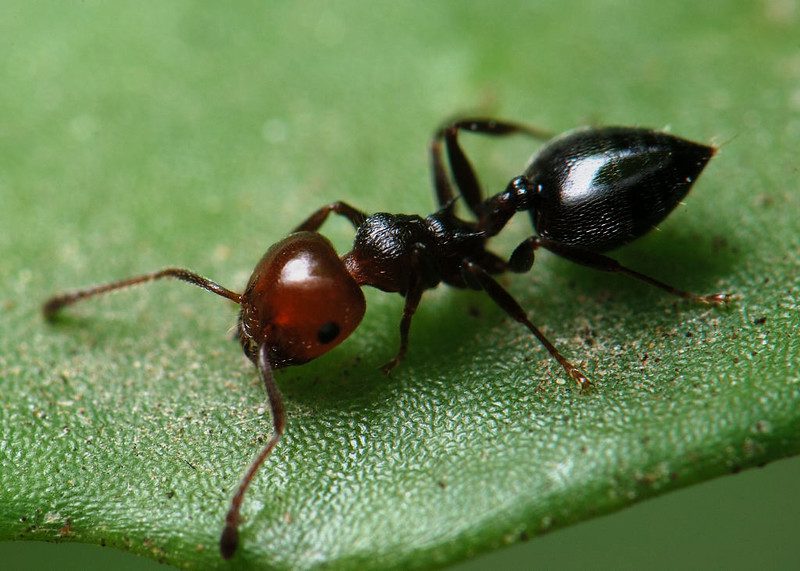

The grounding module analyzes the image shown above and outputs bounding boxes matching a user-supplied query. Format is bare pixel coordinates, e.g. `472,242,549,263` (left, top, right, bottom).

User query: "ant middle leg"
461,259,590,389
431,118,551,215
512,236,733,304
293,201,367,233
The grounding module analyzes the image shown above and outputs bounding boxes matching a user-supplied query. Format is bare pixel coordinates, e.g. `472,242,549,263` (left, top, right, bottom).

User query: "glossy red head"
239,232,366,368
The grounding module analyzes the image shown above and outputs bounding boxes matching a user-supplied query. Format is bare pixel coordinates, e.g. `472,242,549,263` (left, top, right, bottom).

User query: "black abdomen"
525,127,715,252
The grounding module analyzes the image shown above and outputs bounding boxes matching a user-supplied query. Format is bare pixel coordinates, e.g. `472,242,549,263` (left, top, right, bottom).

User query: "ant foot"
699,292,737,305
379,358,400,376
565,364,592,390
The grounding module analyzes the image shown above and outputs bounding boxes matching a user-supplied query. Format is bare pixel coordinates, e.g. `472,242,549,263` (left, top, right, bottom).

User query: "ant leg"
43,268,241,320
379,283,423,375
516,236,732,304
379,244,427,374
220,343,285,560
293,201,367,232
462,259,590,389
431,118,551,215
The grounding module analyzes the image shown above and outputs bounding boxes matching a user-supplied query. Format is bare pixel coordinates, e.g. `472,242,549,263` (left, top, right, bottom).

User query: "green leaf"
2,1,798,569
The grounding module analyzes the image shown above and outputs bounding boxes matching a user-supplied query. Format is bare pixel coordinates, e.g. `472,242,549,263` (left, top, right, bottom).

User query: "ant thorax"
343,210,486,294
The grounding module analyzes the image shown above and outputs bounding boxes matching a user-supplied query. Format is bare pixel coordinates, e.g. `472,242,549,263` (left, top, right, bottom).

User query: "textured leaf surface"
1,2,799,569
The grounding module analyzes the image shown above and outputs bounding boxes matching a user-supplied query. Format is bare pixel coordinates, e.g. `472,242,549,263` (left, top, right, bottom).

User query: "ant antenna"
220,343,286,559
42,268,241,319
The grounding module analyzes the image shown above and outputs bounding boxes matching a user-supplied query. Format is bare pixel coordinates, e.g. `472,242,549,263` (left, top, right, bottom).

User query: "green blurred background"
2,1,798,568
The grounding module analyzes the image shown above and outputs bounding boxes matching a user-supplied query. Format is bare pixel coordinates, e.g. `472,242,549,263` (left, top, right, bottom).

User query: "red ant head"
239,232,366,367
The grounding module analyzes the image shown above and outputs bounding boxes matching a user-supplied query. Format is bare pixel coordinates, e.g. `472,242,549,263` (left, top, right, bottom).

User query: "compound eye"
317,321,340,344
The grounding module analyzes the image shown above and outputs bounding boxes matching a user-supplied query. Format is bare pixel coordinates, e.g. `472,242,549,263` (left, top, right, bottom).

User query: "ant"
43,117,732,559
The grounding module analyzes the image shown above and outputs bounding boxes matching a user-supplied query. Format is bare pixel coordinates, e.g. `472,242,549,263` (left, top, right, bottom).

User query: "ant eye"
317,321,340,344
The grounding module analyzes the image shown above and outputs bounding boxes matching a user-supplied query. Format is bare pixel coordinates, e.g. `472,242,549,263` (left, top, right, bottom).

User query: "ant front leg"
431,118,551,215
379,245,427,375
461,259,590,389
512,236,733,304
293,201,367,233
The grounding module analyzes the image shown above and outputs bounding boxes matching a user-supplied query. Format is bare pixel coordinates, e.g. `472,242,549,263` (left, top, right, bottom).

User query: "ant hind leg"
430,118,551,215
293,201,367,233
513,236,733,304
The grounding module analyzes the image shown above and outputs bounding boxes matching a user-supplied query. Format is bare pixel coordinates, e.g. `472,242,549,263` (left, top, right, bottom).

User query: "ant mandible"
43,117,732,559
